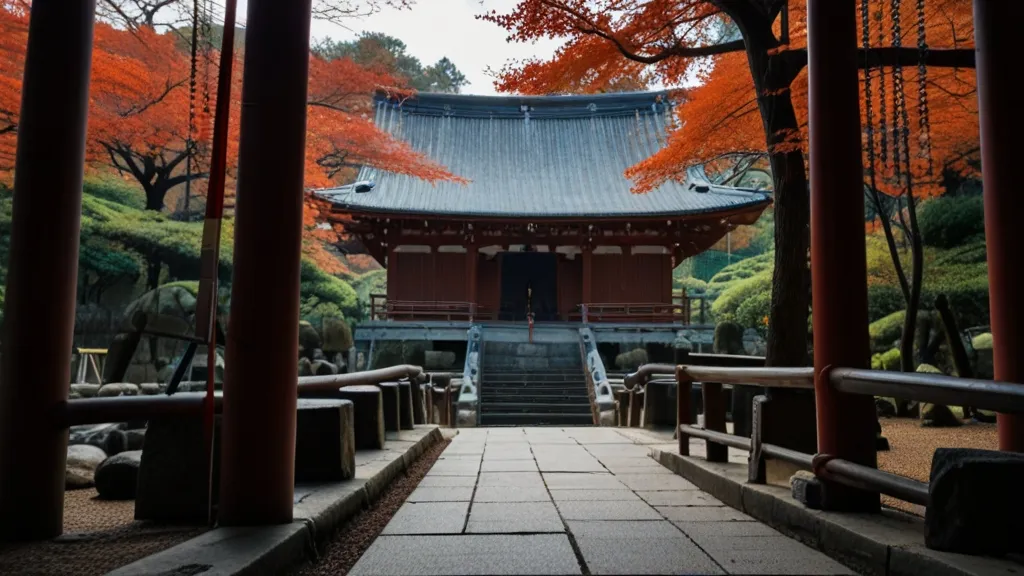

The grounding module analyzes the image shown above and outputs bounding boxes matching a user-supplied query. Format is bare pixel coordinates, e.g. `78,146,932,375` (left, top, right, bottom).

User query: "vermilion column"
974,0,1024,452
0,0,96,541
807,0,879,510
218,0,312,524
467,243,478,317
582,245,593,310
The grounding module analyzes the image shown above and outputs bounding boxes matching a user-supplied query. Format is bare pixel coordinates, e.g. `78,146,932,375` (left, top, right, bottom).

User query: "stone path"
350,427,855,575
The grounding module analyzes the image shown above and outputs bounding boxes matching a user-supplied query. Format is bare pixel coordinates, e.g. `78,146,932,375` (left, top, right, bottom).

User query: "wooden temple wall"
591,253,673,304
387,252,468,302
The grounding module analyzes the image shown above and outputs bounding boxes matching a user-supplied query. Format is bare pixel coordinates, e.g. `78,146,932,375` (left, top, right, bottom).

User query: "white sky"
233,0,564,96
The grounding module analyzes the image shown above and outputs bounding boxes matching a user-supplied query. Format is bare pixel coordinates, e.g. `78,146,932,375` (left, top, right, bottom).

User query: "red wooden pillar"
807,0,879,510
467,243,478,318
218,0,312,525
974,0,1024,452
582,245,593,310
0,0,96,541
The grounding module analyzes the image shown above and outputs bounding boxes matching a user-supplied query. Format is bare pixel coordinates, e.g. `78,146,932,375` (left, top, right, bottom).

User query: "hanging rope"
916,0,934,175
862,0,879,197
184,0,201,220
876,0,889,172
890,0,908,182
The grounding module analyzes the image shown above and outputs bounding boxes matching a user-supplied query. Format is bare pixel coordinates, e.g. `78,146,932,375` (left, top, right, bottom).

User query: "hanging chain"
876,0,888,171
184,0,201,218
862,0,878,192
890,0,907,182
201,0,213,122
916,0,934,175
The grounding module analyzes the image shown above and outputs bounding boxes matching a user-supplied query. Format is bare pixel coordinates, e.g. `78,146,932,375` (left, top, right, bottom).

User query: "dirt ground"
0,488,207,576
878,417,998,514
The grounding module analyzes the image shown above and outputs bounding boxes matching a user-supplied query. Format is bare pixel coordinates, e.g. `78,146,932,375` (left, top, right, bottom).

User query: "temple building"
318,91,771,326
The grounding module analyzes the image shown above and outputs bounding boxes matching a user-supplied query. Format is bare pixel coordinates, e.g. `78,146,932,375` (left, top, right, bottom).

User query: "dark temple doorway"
499,252,558,321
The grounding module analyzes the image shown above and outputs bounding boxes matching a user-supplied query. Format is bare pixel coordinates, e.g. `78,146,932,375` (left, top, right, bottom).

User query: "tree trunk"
145,181,169,212
899,187,924,373
146,257,162,291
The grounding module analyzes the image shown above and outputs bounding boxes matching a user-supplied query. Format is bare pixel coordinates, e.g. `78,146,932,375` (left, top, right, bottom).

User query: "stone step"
483,342,580,357
481,402,592,413
479,412,593,426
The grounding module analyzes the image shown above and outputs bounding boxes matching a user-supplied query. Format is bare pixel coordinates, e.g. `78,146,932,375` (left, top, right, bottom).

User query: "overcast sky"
232,0,563,95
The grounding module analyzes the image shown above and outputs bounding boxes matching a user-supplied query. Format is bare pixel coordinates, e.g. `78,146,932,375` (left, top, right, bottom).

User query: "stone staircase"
479,341,593,426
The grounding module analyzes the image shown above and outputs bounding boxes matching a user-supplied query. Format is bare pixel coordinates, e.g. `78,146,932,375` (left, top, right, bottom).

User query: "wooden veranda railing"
369,294,494,322
622,363,1024,510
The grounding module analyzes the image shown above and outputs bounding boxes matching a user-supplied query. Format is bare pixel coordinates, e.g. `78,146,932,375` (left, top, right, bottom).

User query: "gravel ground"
878,417,998,515
0,488,207,576
293,438,452,576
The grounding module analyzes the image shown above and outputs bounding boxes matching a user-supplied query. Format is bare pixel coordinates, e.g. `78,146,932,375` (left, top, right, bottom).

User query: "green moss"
971,332,992,350
712,270,771,322
878,348,901,371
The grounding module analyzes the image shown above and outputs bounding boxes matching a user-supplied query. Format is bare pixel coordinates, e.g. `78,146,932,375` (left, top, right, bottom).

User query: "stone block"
791,470,824,509
136,412,221,523
642,380,676,429
69,423,128,456
334,385,386,450
379,382,401,432
295,399,356,482
467,502,564,533
397,381,415,430
926,448,1024,555
412,383,426,425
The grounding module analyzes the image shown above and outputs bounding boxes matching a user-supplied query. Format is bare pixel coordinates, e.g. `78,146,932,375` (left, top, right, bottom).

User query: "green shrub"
869,310,906,352
735,290,771,335
680,276,708,294
918,195,985,249
83,176,146,210
712,270,771,321
707,252,774,295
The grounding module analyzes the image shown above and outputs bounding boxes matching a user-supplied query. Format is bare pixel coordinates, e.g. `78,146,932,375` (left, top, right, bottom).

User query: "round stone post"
0,0,97,541
218,0,312,525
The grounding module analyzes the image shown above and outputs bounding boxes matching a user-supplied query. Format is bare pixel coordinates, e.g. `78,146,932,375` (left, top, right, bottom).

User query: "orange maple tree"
484,0,977,366
2,1,463,276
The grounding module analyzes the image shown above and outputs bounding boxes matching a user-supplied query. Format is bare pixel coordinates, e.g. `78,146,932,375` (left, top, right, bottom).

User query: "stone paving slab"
638,491,724,507
473,486,552,503
478,471,545,488
673,521,782,539
585,444,653,458
382,501,469,535
569,521,724,575
542,473,626,490
704,548,856,575
657,506,754,522
418,475,478,487
426,460,482,476
466,502,565,533
549,489,642,502
616,473,699,491
480,459,539,472
483,445,534,460
556,500,663,521
349,534,581,575
535,457,606,473
406,486,474,502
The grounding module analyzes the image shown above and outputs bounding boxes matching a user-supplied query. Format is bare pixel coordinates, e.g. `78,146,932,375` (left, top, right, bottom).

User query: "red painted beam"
974,0,1024,452
0,0,97,541
807,0,879,511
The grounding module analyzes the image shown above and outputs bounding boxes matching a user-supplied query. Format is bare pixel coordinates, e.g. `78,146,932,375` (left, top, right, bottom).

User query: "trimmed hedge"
918,195,985,249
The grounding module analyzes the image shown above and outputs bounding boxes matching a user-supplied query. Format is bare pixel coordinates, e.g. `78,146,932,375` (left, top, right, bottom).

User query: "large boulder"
299,321,322,359
298,357,314,377
971,332,993,380
926,448,1024,554
66,444,107,489
917,364,962,428
125,429,147,451
615,348,648,371
97,383,140,397
320,316,353,354
713,321,745,355
69,423,128,456
311,360,338,376
95,450,142,500
70,383,100,398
